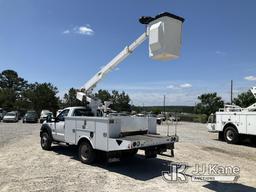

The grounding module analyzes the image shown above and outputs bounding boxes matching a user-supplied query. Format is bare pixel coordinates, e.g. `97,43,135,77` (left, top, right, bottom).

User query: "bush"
179,113,208,123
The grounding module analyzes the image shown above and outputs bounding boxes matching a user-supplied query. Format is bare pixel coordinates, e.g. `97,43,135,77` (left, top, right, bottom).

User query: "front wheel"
41,132,52,150
224,127,239,144
78,141,95,164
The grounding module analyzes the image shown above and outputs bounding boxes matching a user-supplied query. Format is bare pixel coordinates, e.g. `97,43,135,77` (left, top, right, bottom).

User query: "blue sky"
0,0,256,106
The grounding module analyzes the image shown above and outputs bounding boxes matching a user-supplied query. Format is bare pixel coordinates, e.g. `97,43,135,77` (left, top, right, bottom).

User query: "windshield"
41,110,51,115
26,112,37,117
207,114,216,123
6,112,16,116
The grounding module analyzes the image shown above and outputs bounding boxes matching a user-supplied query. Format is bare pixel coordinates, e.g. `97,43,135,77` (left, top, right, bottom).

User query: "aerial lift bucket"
146,12,184,61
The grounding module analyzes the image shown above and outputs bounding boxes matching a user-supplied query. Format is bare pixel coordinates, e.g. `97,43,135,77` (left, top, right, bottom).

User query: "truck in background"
207,87,256,144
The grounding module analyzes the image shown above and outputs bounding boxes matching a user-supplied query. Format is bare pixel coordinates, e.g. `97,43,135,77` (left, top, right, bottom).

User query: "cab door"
207,114,216,132
54,109,70,141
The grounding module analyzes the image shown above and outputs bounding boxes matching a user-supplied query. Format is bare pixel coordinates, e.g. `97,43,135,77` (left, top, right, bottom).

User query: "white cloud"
63,25,94,36
244,75,256,81
63,30,70,34
75,26,94,35
167,83,192,89
166,84,174,89
180,83,192,88
215,50,226,55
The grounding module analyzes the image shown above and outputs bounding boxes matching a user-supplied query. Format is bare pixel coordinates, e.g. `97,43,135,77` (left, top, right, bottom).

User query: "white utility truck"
207,87,256,144
40,12,185,164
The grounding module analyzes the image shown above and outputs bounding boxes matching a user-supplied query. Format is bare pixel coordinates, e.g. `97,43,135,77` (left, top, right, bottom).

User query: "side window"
72,108,94,117
73,109,84,116
57,109,69,121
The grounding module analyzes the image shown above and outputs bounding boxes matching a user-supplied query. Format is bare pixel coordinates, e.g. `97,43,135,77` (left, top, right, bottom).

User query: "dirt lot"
0,121,255,192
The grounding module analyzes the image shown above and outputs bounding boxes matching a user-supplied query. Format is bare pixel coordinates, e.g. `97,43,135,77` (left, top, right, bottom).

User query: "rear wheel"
41,132,52,150
218,131,224,141
78,141,95,164
224,127,239,144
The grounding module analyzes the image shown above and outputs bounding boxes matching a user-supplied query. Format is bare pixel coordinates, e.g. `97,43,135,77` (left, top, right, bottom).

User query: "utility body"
40,107,178,163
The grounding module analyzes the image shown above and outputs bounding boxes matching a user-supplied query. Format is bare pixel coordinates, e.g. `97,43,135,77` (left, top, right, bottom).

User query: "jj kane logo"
162,163,240,183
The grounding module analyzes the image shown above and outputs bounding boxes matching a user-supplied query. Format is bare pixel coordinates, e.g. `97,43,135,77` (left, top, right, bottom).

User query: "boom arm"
77,32,148,101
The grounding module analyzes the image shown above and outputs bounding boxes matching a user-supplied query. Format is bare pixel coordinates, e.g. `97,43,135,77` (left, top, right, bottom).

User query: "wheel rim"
41,135,48,147
226,130,234,141
80,145,90,161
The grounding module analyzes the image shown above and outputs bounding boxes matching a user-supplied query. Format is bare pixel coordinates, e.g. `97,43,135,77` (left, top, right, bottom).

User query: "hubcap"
42,135,47,146
80,145,89,160
226,130,234,141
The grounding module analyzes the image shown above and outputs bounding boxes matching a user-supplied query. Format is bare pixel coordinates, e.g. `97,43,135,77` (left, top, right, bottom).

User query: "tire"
224,126,239,144
41,132,52,150
78,141,95,164
218,131,224,141
250,136,256,145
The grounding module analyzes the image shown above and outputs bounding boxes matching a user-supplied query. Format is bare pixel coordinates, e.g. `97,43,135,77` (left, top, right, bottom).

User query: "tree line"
0,70,131,115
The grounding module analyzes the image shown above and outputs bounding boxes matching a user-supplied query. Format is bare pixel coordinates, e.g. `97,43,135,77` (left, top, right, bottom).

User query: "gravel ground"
0,121,256,192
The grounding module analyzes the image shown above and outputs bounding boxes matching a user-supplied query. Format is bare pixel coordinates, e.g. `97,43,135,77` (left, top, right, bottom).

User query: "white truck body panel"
208,111,256,135
45,107,177,153
63,115,167,152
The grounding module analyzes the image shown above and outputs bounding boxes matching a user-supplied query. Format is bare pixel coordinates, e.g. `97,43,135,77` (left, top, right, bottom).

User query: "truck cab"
46,107,93,142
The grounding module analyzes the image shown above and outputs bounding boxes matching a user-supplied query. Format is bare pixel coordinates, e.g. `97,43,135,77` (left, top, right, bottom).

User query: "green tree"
195,92,224,116
0,70,28,91
24,83,59,115
0,70,28,111
151,108,161,115
62,88,87,107
94,89,112,103
0,88,16,110
111,90,131,112
233,90,256,108
94,89,131,112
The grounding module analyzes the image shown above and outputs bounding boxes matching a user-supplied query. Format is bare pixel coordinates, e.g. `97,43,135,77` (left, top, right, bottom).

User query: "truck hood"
3,116,16,120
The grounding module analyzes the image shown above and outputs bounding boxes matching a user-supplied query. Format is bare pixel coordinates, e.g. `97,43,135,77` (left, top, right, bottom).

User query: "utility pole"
163,95,166,114
231,80,233,104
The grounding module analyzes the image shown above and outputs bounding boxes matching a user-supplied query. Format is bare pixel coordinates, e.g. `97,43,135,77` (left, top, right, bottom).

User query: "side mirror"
46,115,54,123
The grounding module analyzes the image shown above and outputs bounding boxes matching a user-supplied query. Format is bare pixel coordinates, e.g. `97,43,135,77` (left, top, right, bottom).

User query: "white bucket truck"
207,87,256,144
40,12,185,164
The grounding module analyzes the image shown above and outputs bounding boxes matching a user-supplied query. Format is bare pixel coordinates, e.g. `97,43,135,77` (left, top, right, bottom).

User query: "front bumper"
207,123,218,132
3,118,17,122
24,118,38,123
